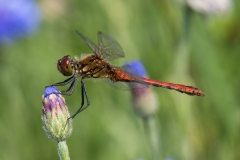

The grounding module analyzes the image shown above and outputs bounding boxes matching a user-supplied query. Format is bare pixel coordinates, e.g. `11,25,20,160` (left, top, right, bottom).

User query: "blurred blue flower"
124,60,147,77
0,0,41,43
124,60,159,118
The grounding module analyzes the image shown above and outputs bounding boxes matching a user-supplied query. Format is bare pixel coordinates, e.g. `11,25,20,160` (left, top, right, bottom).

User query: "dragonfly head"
57,55,74,76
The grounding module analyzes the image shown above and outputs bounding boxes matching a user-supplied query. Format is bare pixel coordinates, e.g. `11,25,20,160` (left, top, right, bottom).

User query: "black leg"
61,80,77,96
51,76,75,86
68,79,90,120
46,76,76,95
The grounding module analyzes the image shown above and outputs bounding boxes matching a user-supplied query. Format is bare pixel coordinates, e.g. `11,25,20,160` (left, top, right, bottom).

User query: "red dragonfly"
50,31,205,120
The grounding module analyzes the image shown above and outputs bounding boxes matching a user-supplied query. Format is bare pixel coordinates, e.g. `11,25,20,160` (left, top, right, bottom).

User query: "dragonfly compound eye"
57,55,73,76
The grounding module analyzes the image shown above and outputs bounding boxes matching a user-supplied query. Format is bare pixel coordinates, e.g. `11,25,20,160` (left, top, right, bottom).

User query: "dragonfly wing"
127,81,149,89
97,31,125,61
105,78,148,91
76,30,97,53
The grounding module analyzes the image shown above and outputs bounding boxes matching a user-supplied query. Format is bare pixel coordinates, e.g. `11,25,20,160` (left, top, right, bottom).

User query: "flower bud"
124,60,159,118
42,86,72,142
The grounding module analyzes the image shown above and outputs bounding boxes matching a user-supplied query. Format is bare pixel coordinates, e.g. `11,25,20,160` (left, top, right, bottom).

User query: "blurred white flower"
187,0,232,15
41,0,67,21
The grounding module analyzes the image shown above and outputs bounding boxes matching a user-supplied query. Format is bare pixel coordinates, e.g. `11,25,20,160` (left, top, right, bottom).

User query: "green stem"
143,116,161,160
57,141,70,160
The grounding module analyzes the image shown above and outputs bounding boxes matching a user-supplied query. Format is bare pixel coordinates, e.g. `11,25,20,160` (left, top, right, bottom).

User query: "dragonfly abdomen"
142,78,205,97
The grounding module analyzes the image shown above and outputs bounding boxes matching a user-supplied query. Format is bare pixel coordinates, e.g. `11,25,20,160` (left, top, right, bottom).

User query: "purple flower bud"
42,86,72,142
0,0,41,43
124,60,159,118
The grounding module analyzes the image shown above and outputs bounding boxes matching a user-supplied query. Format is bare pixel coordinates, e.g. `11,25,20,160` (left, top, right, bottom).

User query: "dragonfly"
50,30,205,120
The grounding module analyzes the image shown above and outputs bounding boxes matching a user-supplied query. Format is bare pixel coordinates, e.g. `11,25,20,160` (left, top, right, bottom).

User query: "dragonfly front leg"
68,79,90,120
60,80,77,96
46,76,76,95
51,76,75,86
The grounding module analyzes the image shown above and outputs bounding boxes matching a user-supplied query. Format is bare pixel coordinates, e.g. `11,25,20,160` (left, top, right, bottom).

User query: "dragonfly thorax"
57,55,74,76
73,54,114,79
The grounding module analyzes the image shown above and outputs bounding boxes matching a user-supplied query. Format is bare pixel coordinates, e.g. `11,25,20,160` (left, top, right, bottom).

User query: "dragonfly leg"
68,79,90,120
61,80,77,96
51,76,75,86
45,76,75,95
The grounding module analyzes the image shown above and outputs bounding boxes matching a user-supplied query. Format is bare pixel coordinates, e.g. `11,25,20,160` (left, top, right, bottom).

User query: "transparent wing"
105,79,148,91
97,31,125,61
76,30,97,53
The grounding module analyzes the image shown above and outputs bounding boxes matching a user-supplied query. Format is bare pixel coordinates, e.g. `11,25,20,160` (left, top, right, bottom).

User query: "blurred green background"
0,0,240,159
